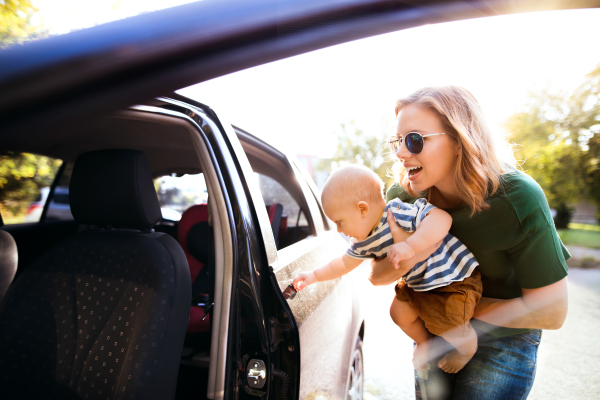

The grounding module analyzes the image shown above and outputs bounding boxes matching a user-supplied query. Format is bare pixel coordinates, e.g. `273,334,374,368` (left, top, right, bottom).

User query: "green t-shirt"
386,170,569,337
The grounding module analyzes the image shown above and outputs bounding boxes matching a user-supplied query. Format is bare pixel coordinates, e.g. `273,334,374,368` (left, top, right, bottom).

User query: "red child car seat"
178,204,212,333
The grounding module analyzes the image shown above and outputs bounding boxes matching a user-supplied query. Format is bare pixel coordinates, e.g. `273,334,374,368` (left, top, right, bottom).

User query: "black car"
0,1,596,400
0,92,365,399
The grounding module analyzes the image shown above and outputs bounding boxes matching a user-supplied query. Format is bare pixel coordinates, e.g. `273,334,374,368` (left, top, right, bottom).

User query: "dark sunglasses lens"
406,133,424,154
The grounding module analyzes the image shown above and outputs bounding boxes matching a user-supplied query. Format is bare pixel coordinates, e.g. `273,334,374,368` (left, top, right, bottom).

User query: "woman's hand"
369,209,441,286
473,277,569,330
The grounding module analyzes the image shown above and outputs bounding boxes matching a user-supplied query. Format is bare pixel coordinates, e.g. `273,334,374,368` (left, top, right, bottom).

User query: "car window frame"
132,102,237,400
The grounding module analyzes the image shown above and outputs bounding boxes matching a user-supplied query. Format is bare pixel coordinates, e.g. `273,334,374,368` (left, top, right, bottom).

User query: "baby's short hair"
322,165,384,207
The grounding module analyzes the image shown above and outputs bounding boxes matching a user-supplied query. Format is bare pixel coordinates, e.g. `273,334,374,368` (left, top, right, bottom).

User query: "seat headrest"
70,149,162,228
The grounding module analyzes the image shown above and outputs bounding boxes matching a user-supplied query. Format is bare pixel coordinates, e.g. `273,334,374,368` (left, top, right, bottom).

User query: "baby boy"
293,164,482,373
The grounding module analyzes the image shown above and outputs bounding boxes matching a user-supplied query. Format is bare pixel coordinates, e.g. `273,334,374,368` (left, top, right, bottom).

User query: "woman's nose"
396,140,412,160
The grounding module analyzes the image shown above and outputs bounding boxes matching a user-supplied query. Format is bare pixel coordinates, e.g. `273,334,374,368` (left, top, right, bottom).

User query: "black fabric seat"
0,229,17,300
0,149,191,400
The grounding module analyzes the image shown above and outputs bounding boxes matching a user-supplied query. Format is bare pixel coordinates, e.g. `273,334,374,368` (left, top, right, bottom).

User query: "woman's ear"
357,201,370,217
453,139,461,158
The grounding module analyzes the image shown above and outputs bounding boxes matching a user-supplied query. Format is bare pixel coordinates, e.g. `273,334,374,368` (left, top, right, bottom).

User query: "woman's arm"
369,209,441,286
473,277,569,329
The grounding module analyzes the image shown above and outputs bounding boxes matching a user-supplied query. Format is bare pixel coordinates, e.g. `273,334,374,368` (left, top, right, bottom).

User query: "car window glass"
154,173,208,221
0,152,63,224
290,162,326,234
43,162,74,222
255,172,313,249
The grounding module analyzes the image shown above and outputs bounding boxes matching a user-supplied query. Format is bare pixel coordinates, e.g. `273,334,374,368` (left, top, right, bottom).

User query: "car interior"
0,103,316,399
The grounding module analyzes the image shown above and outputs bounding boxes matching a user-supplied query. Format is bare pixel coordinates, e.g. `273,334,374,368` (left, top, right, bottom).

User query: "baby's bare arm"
314,254,363,282
405,208,452,254
294,254,363,291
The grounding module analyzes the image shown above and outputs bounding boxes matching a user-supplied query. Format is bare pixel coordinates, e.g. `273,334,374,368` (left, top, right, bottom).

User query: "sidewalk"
566,245,600,260
358,266,600,400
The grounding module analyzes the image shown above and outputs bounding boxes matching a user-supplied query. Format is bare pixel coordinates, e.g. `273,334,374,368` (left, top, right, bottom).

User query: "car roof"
1,0,598,141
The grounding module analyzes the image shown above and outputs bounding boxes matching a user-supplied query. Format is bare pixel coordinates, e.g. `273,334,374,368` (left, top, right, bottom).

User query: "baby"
293,165,482,374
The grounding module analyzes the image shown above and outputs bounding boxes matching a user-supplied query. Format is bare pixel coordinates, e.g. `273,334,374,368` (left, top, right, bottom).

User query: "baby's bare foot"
412,341,431,371
438,349,474,374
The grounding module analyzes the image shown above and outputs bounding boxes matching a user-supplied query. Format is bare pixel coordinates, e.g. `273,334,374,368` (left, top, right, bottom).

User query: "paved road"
357,266,600,400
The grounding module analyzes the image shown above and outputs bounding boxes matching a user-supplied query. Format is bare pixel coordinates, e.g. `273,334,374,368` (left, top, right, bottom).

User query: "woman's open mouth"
406,166,422,181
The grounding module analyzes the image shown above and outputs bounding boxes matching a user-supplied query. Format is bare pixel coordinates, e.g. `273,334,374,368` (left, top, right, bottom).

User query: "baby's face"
323,200,374,241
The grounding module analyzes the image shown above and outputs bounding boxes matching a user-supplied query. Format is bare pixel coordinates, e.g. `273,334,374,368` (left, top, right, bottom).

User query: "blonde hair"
394,86,515,215
322,165,384,208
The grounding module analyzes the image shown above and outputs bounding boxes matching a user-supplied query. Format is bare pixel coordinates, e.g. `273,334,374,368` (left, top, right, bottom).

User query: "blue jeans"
415,329,542,400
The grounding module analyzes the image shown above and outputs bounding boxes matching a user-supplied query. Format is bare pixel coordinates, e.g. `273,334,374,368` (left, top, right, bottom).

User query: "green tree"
1,0,44,48
570,66,600,221
318,120,396,190
0,152,62,218
504,64,600,227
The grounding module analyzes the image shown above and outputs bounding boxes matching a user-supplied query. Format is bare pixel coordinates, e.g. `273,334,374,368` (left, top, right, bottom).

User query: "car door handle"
283,284,297,300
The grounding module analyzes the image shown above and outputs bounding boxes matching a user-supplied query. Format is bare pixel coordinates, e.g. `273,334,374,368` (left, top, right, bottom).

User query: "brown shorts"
394,269,483,338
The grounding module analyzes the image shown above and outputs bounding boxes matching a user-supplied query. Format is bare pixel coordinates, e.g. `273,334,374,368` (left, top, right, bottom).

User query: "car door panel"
272,231,355,399
150,95,364,400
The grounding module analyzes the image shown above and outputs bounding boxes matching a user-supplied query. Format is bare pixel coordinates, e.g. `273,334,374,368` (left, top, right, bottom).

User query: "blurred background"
1,2,599,398
2,1,599,239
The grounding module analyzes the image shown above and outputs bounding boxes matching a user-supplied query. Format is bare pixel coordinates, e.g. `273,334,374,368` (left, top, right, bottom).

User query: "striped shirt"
346,198,479,291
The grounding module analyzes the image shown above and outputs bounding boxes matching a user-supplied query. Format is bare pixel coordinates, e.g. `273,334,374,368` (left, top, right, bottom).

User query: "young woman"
369,86,569,399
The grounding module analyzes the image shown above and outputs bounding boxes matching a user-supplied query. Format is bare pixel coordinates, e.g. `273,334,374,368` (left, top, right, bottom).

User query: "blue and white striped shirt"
346,198,479,291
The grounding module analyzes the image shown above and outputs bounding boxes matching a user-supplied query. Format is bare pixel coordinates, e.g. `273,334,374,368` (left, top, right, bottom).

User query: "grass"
566,257,600,270
2,215,26,225
569,223,600,232
557,224,600,249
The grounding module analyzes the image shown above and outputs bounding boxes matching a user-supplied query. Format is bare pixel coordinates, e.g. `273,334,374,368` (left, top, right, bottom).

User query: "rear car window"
154,173,208,221
0,152,63,224
257,173,309,227
255,172,313,249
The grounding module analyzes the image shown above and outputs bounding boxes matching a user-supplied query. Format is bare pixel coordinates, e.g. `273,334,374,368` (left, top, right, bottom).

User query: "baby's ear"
357,201,370,216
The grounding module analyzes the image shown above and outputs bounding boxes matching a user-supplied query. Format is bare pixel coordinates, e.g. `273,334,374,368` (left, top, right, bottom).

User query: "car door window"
154,173,208,222
0,152,64,224
255,172,315,250
43,162,74,222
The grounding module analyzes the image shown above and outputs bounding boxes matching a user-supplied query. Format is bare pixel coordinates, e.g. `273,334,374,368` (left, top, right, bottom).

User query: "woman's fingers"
387,208,411,243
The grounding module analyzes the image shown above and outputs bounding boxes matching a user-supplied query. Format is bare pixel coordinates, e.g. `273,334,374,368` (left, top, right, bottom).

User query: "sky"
32,2,600,158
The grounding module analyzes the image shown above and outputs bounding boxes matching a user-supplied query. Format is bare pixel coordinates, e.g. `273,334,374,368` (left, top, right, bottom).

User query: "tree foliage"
0,152,62,218
504,64,600,226
0,0,44,48
318,121,396,190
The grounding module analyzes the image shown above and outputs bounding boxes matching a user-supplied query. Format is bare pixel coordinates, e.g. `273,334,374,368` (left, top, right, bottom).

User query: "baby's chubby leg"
390,297,431,370
437,326,478,374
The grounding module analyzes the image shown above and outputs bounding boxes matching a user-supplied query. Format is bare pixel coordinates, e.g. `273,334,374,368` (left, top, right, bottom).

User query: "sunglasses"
389,132,446,155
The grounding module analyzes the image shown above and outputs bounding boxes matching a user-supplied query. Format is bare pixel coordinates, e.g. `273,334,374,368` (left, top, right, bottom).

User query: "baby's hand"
293,271,316,291
387,242,415,269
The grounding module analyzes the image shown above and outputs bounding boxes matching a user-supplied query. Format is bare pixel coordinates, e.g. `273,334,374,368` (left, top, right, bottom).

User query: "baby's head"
321,165,385,240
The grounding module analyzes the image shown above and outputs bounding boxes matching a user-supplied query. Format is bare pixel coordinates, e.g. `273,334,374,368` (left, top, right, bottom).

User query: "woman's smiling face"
394,104,460,196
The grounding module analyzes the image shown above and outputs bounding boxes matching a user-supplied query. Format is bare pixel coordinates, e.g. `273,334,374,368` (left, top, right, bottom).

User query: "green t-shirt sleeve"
386,182,419,204
502,177,569,289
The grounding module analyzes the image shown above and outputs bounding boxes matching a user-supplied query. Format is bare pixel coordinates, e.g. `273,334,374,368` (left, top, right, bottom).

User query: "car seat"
0,149,191,400
178,204,213,334
267,203,283,248
0,229,17,300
